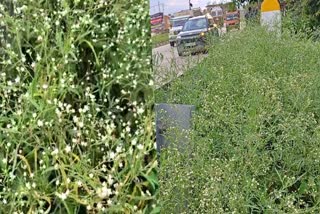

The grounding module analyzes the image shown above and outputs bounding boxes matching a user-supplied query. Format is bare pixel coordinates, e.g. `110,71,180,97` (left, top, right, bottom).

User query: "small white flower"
42,84,48,89
107,199,112,205
56,190,69,201
51,148,59,155
37,120,44,127
109,152,115,159
65,145,71,153
137,144,143,150
78,122,84,128
97,202,103,209
137,107,144,114
73,116,79,123
89,173,94,178
97,186,112,198
116,146,122,153
26,182,31,189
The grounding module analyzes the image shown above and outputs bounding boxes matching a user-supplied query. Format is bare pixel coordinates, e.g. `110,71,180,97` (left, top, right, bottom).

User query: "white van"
169,15,191,47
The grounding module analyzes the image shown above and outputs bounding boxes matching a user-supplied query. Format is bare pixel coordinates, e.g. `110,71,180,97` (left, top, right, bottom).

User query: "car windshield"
182,18,208,31
226,14,238,21
172,19,188,27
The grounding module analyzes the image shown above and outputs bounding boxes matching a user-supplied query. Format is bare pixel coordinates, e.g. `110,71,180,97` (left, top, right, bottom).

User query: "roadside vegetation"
156,25,320,213
0,0,157,213
285,0,320,40
152,32,169,48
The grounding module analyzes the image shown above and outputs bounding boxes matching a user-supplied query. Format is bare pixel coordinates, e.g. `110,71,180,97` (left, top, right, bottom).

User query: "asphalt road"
152,26,229,88
152,44,206,88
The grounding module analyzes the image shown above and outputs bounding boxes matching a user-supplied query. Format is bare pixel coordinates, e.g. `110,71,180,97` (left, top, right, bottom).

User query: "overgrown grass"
152,33,169,47
0,0,157,213
157,26,320,213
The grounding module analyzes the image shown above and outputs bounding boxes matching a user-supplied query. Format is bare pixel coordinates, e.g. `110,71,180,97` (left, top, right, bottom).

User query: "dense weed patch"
157,27,320,213
0,0,157,213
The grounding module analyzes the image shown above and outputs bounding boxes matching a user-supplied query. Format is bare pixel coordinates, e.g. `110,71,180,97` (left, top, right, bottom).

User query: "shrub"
157,27,320,213
0,0,157,213
285,0,320,41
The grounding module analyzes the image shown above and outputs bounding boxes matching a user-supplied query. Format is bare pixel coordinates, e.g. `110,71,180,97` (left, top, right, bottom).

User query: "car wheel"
170,42,174,47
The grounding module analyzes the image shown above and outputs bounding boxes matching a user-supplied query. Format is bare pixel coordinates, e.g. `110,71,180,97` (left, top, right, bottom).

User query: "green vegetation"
286,0,320,40
0,0,157,213
152,33,169,47
157,26,320,213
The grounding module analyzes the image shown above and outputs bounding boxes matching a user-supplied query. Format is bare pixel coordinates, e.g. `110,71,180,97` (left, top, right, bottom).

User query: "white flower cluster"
0,0,156,213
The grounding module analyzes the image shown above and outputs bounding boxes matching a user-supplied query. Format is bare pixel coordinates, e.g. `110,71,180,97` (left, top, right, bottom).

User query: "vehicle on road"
224,11,240,31
169,15,191,47
176,15,219,56
210,6,224,28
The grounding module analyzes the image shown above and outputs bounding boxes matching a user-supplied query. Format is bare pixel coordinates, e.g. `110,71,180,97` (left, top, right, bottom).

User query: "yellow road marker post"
260,0,281,35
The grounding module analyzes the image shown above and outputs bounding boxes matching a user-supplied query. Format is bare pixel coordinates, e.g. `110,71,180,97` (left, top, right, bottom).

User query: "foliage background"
0,0,157,213
285,0,320,40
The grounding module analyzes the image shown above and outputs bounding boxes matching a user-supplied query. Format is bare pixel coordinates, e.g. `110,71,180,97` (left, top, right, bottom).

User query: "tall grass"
157,26,320,213
0,0,157,213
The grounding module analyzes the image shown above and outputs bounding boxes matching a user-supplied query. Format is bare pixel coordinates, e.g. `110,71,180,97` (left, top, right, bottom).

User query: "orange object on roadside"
261,0,280,12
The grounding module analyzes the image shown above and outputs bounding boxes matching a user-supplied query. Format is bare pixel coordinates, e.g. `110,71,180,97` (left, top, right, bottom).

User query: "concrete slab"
155,103,195,153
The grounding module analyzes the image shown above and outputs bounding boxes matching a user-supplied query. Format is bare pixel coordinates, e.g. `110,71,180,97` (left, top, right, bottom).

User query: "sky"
150,0,232,15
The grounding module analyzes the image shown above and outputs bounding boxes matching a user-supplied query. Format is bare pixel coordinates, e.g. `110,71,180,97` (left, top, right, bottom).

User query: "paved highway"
152,44,205,88
152,26,229,88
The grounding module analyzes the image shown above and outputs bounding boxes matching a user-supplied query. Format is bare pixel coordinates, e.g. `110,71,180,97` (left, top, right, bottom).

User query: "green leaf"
141,170,158,191
148,206,161,214
298,181,308,194
79,39,100,66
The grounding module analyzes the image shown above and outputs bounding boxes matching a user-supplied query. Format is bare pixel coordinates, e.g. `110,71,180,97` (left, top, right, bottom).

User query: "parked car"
224,11,240,31
176,15,219,56
169,15,191,47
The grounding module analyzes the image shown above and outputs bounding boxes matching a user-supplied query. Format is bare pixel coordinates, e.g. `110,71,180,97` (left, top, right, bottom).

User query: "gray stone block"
155,103,195,153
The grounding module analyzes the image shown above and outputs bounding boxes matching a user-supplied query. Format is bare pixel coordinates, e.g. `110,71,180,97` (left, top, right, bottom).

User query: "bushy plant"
0,0,157,213
285,0,320,41
157,27,320,213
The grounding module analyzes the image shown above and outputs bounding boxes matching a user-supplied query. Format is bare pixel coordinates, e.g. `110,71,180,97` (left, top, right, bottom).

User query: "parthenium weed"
0,0,157,213
157,26,320,213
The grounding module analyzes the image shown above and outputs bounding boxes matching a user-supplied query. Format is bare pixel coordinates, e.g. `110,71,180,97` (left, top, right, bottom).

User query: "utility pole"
158,1,161,13
189,0,192,10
